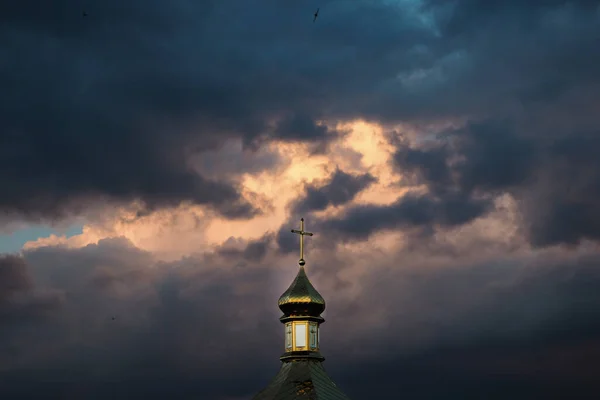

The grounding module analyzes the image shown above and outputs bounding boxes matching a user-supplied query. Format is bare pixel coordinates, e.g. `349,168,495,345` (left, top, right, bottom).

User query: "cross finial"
290,218,314,266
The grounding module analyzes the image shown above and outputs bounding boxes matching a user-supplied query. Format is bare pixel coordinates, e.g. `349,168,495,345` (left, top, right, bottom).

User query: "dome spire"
278,218,325,361
290,217,313,266
278,217,325,318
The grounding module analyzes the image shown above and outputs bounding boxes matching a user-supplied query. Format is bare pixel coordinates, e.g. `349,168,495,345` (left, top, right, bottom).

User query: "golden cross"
290,218,313,266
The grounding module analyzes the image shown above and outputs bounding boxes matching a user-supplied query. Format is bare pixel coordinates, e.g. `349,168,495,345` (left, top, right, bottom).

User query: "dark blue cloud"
3,242,600,398
3,0,600,397
0,0,432,221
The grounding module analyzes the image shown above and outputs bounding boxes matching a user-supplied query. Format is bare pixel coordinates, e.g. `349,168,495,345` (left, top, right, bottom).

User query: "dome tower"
252,218,351,400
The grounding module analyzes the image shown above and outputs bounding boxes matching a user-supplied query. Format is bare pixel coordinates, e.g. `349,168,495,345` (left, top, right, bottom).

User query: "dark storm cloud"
275,170,376,252
421,0,600,39
0,1,260,220
273,113,334,143
0,239,282,399
394,120,537,193
317,192,491,241
527,133,600,247
0,0,434,222
3,0,600,399
385,0,600,246
293,169,376,214
393,141,453,193
0,255,63,324
361,0,600,121
300,123,529,243
275,189,490,254
2,0,600,238
365,0,600,249
320,250,600,398
275,219,299,254
387,116,600,247
215,234,273,263
3,241,600,398
0,255,30,295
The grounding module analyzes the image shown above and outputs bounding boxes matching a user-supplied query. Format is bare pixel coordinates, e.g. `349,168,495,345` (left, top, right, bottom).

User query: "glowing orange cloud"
23,120,523,262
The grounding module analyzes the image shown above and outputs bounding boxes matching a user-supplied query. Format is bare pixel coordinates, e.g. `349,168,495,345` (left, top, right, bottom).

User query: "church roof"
278,266,326,316
252,359,351,400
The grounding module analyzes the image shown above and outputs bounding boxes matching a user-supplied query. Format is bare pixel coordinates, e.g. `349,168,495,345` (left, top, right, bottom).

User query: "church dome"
278,266,326,317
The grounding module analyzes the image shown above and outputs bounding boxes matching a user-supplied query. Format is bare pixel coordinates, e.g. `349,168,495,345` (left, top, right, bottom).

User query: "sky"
1,0,600,399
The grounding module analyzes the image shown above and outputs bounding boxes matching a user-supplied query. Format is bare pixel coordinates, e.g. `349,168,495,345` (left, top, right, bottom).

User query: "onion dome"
278,266,325,317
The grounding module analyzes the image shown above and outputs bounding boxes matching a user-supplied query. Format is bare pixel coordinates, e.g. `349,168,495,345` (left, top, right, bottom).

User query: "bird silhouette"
82,11,88,17
313,8,319,23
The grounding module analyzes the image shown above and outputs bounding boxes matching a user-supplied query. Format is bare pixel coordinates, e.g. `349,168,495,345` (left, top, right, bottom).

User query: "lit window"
295,323,307,348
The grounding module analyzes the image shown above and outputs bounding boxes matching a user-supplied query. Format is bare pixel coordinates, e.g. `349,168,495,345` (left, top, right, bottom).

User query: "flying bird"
82,11,88,17
313,8,319,23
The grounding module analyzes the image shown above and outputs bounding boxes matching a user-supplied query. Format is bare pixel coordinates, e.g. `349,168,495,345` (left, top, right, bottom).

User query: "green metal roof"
252,359,351,400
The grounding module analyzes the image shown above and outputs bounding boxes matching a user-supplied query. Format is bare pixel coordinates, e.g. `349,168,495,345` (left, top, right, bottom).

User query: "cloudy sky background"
2,0,600,398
